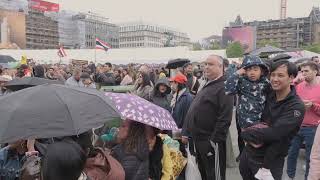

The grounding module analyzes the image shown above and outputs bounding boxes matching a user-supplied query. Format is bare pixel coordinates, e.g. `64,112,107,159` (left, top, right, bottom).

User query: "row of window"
86,41,119,47
120,32,189,41
120,25,188,38
120,25,166,33
120,36,145,42
120,42,162,48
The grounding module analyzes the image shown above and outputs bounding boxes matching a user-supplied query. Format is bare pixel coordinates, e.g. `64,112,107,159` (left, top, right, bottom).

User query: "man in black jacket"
239,60,305,180
186,55,234,180
95,62,115,86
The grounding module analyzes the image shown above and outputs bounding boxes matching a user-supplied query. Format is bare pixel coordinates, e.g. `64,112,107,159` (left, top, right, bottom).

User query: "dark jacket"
149,136,163,180
112,144,149,180
150,78,172,111
225,58,270,128
88,63,96,74
171,89,193,129
95,72,115,86
186,74,200,96
33,65,45,78
0,147,24,180
115,75,122,86
187,75,234,142
241,86,305,166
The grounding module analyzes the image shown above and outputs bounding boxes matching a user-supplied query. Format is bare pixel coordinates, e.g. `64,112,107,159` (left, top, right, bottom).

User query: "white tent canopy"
0,47,226,65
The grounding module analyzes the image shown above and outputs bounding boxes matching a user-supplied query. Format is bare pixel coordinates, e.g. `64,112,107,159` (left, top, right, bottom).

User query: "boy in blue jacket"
225,55,275,179
225,55,270,128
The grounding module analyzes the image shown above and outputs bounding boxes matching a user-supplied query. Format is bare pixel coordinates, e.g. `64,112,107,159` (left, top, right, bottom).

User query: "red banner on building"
29,0,59,12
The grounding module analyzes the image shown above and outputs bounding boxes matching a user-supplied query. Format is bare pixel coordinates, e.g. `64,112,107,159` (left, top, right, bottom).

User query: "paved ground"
226,112,306,180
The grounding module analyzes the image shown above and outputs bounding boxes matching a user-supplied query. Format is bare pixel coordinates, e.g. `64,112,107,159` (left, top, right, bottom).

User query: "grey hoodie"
150,78,172,111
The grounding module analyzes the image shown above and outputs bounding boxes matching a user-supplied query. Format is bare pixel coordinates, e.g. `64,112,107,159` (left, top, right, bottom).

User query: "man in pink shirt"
287,61,320,180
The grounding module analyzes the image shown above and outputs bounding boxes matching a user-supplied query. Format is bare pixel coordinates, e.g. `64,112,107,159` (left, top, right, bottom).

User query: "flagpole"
94,47,97,64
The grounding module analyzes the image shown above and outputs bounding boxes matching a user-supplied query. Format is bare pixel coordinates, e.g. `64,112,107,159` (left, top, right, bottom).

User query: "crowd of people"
0,55,319,180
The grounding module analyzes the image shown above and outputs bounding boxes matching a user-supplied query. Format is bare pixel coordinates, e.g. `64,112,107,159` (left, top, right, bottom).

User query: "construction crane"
280,0,287,19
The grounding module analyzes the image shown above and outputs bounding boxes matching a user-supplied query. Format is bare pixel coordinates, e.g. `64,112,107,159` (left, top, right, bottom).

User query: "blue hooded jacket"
225,55,271,128
0,146,24,180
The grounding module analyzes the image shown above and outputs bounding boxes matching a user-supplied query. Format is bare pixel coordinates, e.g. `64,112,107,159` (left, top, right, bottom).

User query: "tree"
257,39,280,48
303,43,320,53
192,42,202,51
210,41,221,50
226,42,244,58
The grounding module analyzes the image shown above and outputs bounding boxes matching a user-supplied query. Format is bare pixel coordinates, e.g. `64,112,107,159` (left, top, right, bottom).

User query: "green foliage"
210,41,221,50
226,42,244,58
192,42,202,51
303,43,320,53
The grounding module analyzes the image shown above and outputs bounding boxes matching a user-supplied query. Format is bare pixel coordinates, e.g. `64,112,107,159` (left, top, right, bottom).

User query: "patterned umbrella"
105,92,178,130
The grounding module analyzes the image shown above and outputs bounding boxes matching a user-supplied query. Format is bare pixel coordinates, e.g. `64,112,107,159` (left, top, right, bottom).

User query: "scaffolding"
26,8,59,49
244,10,318,50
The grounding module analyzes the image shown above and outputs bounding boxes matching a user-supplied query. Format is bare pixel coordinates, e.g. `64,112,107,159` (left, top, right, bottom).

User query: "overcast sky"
49,0,320,41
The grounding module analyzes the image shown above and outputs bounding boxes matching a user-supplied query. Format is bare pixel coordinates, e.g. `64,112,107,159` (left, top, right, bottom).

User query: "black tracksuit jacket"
186,75,234,142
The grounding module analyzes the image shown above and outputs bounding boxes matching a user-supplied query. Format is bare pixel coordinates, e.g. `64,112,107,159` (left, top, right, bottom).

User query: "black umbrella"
0,55,16,63
250,46,285,56
166,58,190,69
0,84,120,143
5,77,64,91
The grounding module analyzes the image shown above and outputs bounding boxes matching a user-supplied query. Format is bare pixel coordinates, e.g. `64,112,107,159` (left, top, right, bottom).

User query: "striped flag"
96,38,111,51
57,46,67,57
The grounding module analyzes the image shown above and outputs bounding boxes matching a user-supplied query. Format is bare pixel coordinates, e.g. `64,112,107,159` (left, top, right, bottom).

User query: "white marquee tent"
0,47,226,65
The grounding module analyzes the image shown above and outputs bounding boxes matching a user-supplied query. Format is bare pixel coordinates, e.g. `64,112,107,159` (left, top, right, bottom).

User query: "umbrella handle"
25,151,39,157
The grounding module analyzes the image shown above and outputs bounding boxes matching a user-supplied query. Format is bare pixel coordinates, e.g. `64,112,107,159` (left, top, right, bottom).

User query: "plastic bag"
185,146,202,180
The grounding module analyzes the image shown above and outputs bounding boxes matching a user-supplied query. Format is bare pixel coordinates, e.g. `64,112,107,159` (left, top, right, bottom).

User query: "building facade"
73,12,119,49
45,11,119,49
49,10,86,49
0,0,60,49
200,35,222,49
310,8,320,44
222,15,257,53
119,22,191,49
243,8,320,50
0,9,26,49
25,8,59,49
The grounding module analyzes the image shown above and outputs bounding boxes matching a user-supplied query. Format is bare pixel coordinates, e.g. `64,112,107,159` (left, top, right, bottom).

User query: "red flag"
58,46,67,57
96,38,111,51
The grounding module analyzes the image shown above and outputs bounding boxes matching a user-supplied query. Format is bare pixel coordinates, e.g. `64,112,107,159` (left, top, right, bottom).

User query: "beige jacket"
309,125,320,180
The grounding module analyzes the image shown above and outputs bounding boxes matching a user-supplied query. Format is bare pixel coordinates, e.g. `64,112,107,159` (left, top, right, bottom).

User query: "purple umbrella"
105,92,178,130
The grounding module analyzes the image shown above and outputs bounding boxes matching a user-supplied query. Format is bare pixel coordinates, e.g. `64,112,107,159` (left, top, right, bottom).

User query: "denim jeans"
287,126,317,180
